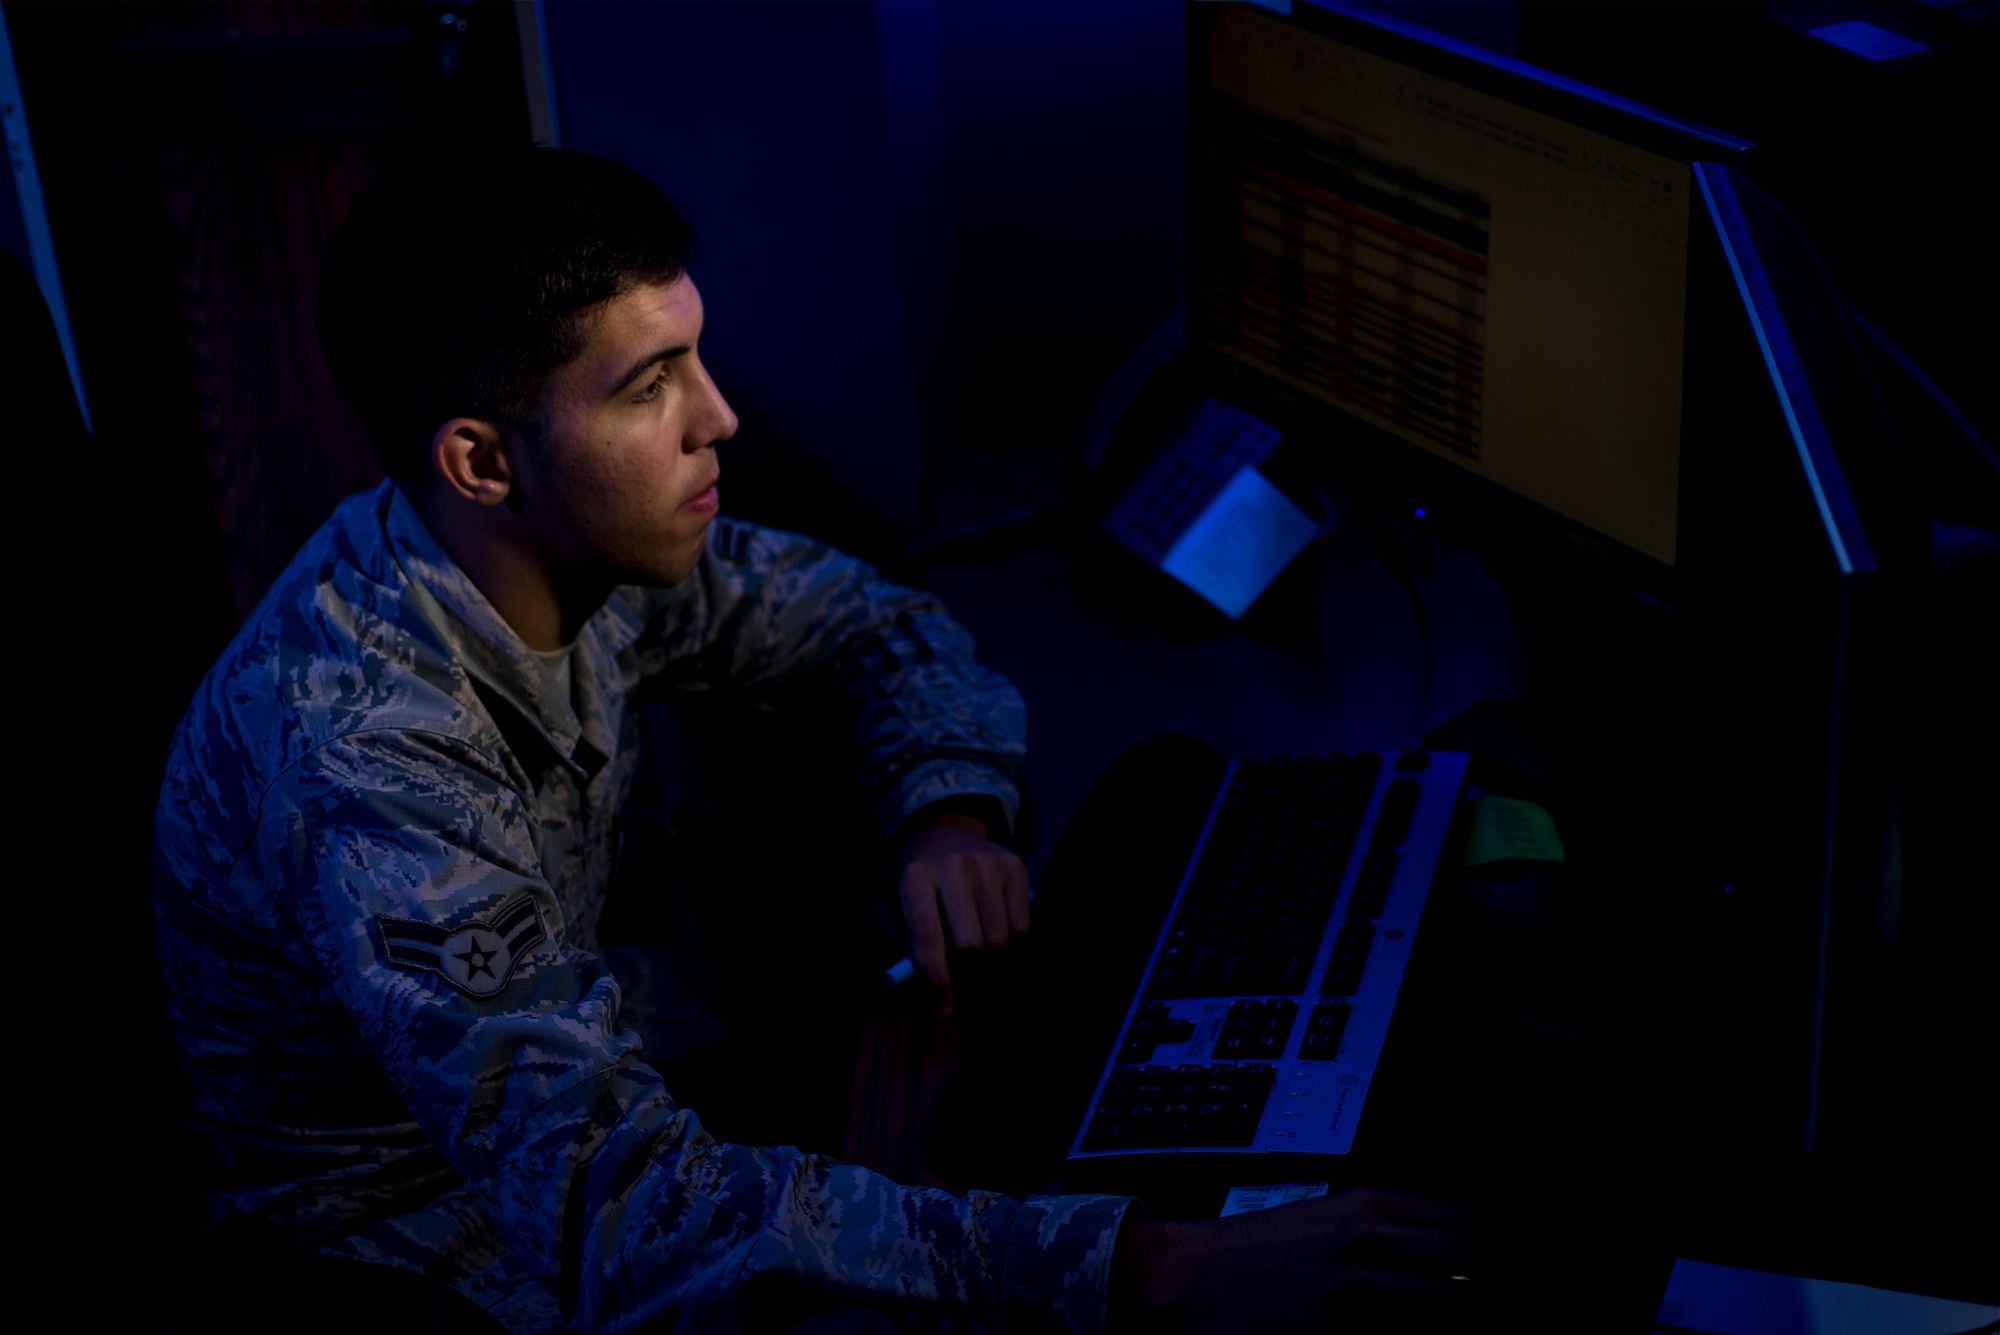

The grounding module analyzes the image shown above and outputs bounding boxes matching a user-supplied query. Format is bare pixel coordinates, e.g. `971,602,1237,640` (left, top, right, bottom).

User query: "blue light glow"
1694,167,1854,576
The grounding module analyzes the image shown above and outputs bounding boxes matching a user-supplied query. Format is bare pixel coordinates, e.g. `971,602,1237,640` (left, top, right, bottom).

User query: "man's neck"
406,482,608,652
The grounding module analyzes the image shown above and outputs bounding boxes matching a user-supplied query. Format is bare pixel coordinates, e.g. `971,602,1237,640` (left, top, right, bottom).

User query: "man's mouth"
681,480,720,514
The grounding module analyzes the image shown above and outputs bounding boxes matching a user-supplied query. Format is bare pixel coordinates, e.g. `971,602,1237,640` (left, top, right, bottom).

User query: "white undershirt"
530,643,574,705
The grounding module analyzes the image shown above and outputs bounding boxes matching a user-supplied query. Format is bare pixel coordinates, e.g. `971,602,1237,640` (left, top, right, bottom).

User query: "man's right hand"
1110,1188,1477,1332
894,813,1032,1016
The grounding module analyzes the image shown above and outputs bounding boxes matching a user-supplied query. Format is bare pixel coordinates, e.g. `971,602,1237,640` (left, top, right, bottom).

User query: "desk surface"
922,498,1527,879
862,517,1998,1326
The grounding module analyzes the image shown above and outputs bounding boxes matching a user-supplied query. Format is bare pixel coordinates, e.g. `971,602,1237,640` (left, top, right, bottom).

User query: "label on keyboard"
1272,1064,1376,1152
1219,1181,1329,1217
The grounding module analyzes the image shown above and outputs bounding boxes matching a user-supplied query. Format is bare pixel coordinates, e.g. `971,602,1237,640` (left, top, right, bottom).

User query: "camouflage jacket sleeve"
282,725,1130,1333
625,518,1026,836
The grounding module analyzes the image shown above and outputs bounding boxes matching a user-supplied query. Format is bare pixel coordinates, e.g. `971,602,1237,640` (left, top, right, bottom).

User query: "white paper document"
1654,1258,1998,1335
1160,465,1321,620
1218,1181,1329,1218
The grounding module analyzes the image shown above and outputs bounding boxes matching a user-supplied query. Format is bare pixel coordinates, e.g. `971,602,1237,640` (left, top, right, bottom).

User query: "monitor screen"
1192,1,1745,567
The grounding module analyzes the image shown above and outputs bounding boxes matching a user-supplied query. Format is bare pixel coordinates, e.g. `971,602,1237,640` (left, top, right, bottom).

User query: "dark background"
5,0,1992,1320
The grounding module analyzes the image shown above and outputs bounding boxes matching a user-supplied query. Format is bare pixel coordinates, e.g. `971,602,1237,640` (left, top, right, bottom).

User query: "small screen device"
1100,397,1324,619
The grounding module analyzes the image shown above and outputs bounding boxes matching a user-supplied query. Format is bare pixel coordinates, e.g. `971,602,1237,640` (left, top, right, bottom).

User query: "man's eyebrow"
610,345,691,396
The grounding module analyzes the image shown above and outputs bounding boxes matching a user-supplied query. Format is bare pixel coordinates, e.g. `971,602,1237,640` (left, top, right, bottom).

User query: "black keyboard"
1142,751,1382,1003
1068,749,1466,1160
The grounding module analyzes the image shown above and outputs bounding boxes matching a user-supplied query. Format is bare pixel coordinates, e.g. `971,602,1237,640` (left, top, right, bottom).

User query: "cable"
1352,487,1435,584
1346,486,1440,727
896,501,1072,583
1844,301,1998,476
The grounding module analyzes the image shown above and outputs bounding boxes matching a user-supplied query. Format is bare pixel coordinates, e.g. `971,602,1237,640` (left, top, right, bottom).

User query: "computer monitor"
1187,0,1749,573
1185,1,1974,1167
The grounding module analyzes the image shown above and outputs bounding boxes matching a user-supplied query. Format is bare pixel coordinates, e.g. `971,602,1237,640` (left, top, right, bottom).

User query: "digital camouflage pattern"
152,481,1132,1333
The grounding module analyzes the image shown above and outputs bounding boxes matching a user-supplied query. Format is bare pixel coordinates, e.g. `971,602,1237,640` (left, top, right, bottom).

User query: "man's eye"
634,371,669,403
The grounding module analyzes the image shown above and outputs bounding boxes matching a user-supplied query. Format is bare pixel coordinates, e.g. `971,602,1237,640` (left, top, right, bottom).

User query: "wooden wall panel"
14,0,530,620
158,143,381,620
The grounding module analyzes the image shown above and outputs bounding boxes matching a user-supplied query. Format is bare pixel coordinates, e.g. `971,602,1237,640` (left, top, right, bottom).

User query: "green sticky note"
1462,796,1565,868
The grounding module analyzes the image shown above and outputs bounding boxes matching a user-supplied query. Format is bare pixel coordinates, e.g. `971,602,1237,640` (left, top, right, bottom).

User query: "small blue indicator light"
1413,506,1427,520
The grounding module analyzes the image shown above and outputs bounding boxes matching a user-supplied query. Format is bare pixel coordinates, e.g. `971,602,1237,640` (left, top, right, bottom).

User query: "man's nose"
709,392,740,445
690,360,738,448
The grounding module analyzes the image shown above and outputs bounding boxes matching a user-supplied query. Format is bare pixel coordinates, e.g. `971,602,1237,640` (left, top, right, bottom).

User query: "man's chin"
626,532,708,589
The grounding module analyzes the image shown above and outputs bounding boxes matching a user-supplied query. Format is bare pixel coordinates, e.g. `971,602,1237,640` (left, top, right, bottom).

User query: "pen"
879,886,1034,990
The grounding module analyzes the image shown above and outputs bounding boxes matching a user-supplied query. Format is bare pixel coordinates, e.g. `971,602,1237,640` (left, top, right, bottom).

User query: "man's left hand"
896,814,1031,1017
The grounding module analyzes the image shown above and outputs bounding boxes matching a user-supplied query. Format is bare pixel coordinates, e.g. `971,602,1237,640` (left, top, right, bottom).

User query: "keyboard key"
1321,920,1376,996
1143,754,1381,998
1347,849,1398,919
1371,778,1420,848
1219,998,1299,1058
1079,1062,1278,1150
1298,998,1352,1059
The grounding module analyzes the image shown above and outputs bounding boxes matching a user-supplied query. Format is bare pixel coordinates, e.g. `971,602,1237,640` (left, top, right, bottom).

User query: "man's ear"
429,418,516,508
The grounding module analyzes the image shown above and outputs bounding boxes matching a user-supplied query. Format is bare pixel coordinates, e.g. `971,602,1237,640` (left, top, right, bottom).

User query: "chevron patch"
376,893,548,999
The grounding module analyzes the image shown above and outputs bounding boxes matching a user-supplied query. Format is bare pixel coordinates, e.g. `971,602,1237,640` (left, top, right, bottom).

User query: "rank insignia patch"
376,893,548,999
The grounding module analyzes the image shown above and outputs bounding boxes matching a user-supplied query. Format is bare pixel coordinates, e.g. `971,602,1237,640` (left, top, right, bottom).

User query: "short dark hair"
319,148,694,480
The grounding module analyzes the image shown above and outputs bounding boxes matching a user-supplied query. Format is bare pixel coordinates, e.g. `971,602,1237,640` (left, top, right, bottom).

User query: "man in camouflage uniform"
152,149,1473,1334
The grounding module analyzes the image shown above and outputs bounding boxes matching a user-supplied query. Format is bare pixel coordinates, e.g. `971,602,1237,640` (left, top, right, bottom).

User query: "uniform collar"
370,483,600,774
